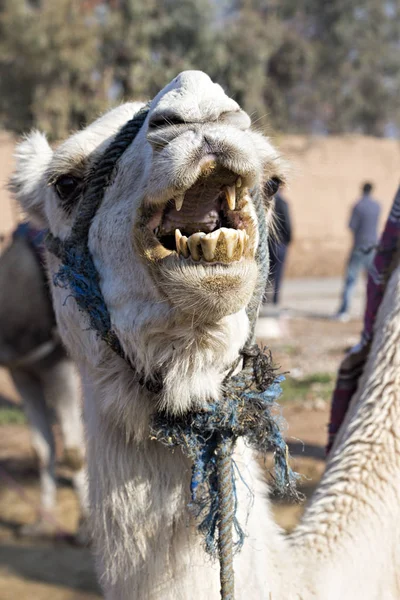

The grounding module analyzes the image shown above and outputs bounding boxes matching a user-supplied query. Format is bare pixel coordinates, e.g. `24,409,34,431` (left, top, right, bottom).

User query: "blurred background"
0,1,399,598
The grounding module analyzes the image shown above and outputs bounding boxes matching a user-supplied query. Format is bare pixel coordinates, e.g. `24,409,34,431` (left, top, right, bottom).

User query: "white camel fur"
11,71,400,599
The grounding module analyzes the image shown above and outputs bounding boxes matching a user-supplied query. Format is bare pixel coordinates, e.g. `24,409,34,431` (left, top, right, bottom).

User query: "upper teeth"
175,227,249,262
174,194,184,212
173,181,240,214
225,185,236,211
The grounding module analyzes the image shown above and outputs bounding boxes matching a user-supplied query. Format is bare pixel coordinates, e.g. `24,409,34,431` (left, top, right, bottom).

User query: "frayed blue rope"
52,244,124,357
150,345,300,558
50,240,164,392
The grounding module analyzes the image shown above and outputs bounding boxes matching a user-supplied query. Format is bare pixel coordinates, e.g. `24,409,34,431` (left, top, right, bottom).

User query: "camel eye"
54,175,80,202
265,177,282,197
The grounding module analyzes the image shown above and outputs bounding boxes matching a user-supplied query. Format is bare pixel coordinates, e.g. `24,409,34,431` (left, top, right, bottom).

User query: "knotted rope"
151,345,299,599
45,101,298,599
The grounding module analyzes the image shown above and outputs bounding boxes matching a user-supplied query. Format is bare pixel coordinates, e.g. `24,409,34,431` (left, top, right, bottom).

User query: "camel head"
11,71,286,414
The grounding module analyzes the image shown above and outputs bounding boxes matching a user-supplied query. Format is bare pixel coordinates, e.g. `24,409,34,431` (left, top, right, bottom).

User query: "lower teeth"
175,227,248,262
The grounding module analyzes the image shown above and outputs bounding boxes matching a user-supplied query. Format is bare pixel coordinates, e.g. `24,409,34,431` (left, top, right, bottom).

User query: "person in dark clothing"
268,191,292,305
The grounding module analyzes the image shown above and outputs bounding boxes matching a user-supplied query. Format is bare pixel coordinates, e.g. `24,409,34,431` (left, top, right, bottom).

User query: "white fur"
10,131,53,226
11,70,400,599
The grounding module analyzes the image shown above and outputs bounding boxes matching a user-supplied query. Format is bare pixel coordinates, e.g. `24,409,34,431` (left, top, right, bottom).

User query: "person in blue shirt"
336,182,381,320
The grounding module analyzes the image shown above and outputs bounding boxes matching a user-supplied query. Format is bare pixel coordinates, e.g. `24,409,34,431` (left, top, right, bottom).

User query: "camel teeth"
180,235,189,258
187,232,205,261
200,230,221,261
236,177,242,188
225,185,236,211
178,228,248,261
174,194,184,212
237,229,245,255
219,227,238,259
175,229,182,254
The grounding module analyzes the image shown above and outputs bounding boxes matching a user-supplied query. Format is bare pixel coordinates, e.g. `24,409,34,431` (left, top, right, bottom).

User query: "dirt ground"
0,313,363,599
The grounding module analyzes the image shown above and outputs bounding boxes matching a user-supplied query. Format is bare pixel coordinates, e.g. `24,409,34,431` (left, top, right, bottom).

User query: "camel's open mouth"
138,165,258,264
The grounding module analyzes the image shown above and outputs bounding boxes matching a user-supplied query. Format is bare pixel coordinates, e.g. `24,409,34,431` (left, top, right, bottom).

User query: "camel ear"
9,131,53,227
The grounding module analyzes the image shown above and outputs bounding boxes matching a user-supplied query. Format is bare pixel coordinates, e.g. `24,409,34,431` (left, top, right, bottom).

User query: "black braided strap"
46,105,150,367
70,103,150,246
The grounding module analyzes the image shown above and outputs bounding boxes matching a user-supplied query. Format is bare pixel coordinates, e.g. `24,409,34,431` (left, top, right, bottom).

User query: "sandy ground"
0,288,364,598
0,424,100,600
1,131,400,276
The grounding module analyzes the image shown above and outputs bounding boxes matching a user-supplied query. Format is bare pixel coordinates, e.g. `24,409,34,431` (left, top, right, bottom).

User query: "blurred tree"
0,0,108,139
265,27,315,132
101,0,158,100
148,0,218,94
1,0,400,137
305,0,400,135
211,3,281,129
103,0,218,101
212,1,315,132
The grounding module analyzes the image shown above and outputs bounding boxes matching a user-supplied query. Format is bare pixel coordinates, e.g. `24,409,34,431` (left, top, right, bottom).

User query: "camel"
0,227,87,536
10,70,400,599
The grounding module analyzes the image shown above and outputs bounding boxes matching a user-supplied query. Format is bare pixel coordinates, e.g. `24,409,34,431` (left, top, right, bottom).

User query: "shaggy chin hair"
156,259,258,322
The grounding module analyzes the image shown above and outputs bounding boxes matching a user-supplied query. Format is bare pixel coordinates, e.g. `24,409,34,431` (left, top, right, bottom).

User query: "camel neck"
81,368,290,599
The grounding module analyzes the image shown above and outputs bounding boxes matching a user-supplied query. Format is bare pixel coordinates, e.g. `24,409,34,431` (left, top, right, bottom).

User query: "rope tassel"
151,345,300,599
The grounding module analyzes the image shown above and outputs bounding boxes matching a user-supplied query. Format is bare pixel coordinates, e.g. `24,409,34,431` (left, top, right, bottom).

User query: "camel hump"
0,225,56,365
